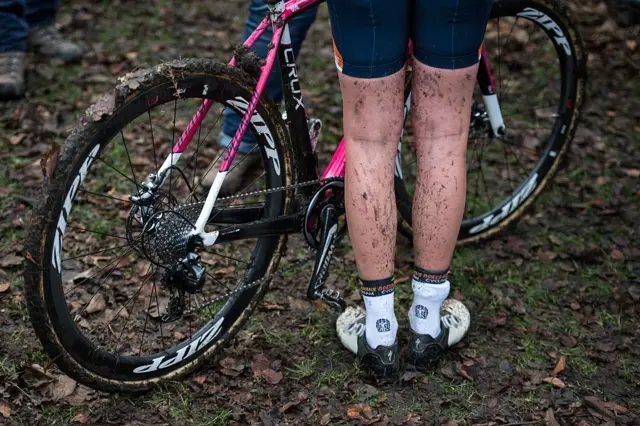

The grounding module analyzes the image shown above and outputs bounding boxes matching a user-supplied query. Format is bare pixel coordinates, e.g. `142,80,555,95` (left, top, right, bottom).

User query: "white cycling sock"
409,267,450,338
361,277,398,349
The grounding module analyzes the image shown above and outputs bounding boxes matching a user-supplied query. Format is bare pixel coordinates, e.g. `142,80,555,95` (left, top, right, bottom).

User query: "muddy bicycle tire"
24,59,295,392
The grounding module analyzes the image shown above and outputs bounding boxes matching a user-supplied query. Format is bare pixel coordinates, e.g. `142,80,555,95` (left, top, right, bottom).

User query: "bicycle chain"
182,176,343,315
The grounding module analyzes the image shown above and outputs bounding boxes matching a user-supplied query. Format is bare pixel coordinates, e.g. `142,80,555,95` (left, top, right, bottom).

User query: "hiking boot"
407,299,470,370
200,151,262,197
336,306,400,379
0,51,26,100
28,24,84,62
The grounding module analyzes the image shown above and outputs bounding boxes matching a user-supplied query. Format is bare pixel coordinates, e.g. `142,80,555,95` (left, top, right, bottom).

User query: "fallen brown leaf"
50,375,77,401
259,301,285,311
543,377,566,388
347,403,372,419
85,293,107,314
0,255,22,268
622,168,640,177
453,289,465,301
319,413,331,425
0,401,10,418
279,391,307,413
0,282,9,292
584,396,614,419
596,341,616,352
9,133,26,145
553,355,566,375
549,235,563,245
545,408,560,426
560,334,577,347
539,251,558,262
602,401,628,414
262,368,283,385
609,248,624,261
402,371,419,382
252,353,270,377
455,362,474,381
192,375,207,385
40,142,60,178
220,357,243,371
71,413,89,423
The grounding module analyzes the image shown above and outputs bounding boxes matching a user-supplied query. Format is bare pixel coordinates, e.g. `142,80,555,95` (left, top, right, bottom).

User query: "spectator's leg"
26,0,83,62
0,0,28,99
0,0,28,52
24,0,58,28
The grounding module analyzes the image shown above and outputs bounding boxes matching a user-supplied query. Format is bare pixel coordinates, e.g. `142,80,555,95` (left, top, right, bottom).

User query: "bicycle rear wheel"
395,0,586,243
24,59,294,392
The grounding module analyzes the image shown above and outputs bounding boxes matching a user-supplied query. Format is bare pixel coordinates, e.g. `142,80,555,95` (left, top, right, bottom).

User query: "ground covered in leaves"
1,0,639,425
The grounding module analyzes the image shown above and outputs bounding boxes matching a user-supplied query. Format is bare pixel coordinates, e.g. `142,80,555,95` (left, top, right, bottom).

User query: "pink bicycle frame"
153,0,502,247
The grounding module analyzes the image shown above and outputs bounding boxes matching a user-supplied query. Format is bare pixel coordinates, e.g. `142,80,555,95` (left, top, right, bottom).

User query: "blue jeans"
0,0,58,52
220,0,318,153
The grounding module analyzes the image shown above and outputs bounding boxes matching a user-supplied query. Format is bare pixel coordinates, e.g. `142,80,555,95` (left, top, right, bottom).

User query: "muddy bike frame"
152,0,505,247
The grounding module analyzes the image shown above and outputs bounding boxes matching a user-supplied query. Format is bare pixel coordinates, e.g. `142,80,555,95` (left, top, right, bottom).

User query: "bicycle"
24,0,585,392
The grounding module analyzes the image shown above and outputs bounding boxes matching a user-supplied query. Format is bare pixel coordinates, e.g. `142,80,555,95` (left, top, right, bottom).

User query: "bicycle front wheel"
395,0,586,243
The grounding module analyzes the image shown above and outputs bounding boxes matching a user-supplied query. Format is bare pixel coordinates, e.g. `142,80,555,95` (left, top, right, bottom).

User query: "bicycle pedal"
317,289,346,313
307,204,338,300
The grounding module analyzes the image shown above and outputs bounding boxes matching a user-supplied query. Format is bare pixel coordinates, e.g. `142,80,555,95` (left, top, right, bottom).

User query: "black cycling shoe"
336,307,399,379
407,299,470,370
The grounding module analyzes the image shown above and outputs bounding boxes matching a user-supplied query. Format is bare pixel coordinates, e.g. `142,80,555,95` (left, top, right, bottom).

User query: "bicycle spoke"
148,110,159,174
121,131,140,190
205,271,234,293
78,188,132,204
151,274,166,351
96,157,143,191
62,243,132,262
78,248,134,317
137,263,156,357
65,225,129,241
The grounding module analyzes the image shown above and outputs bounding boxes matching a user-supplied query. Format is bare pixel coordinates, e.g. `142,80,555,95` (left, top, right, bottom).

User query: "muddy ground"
1,0,639,425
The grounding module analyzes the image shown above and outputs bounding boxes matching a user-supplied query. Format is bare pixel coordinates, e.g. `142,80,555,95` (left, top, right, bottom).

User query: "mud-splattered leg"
411,60,477,270
339,68,405,348
408,60,478,338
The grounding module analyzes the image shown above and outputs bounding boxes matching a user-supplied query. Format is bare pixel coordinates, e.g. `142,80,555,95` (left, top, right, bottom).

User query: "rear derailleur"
158,252,206,322
304,180,348,313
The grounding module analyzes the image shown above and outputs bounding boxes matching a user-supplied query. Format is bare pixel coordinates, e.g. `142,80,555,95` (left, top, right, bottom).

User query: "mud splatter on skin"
409,61,477,270
339,69,405,280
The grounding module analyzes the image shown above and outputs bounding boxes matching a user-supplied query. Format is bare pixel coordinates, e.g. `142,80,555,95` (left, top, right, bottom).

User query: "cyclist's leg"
328,0,409,357
219,0,318,154
407,0,492,341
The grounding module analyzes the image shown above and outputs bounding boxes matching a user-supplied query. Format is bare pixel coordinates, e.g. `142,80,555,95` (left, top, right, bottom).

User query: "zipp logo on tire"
227,96,281,176
469,172,539,235
133,317,225,374
517,8,572,56
52,144,101,273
